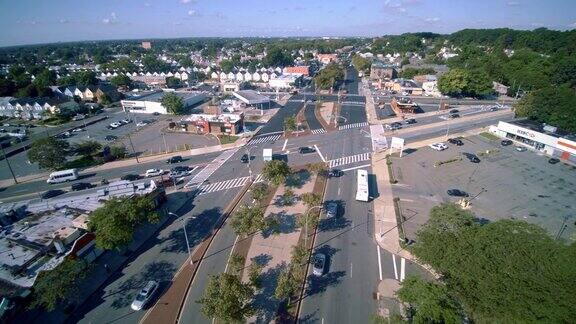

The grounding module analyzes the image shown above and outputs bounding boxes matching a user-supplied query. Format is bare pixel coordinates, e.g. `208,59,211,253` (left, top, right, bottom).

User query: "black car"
166,155,183,164
121,174,140,181
298,146,316,154
71,182,93,191
548,158,560,164
328,169,342,177
105,135,117,141
448,138,464,146
447,189,469,197
463,153,480,163
171,165,190,172
449,113,460,119
501,139,513,146
240,154,249,163
405,118,417,124
449,109,459,114
41,189,65,199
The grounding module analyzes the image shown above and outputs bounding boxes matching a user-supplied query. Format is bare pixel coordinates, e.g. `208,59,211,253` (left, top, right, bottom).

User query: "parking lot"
391,134,576,243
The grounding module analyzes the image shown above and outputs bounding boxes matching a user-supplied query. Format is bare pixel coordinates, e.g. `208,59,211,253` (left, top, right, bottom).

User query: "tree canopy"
161,92,185,114
230,204,265,236
351,54,371,73
514,85,576,133
437,68,493,98
109,74,132,88
261,160,291,186
314,63,344,90
197,273,256,323
27,137,70,170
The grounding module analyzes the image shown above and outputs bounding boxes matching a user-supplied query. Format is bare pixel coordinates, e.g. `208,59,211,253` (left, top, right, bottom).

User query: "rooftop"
232,90,270,105
127,90,204,103
184,113,243,123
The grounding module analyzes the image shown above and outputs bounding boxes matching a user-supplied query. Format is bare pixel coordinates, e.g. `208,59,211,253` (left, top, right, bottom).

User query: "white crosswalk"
329,152,371,168
184,148,239,188
338,122,369,130
248,134,282,145
288,99,305,103
341,101,365,106
311,128,327,135
198,174,265,195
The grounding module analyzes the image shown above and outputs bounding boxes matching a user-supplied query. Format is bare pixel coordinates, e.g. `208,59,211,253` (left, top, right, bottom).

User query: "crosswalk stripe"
248,134,281,145
338,122,369,130
328,152,371,168
185,148,239,188
311,129,327,135
197,174,267,195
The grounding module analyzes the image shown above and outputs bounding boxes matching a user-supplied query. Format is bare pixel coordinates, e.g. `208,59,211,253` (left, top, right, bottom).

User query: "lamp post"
1,145,17,184
169,212,195,261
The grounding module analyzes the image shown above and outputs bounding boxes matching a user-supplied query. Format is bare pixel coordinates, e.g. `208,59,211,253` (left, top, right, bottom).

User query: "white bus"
355,169,369,202
47,169,79,184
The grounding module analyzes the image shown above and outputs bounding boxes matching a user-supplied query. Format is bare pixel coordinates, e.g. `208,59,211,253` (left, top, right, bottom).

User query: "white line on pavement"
224,235,240,273
341,164,371,172
351,263,353,278
392,254,399,280
377,246,383,281
314,144,326,162
282,139,288,151
400,257,406,282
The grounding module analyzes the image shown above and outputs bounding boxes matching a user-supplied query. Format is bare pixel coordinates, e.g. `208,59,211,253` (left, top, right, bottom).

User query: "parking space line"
314,145,326,162
282,139,288,151
377,246,383,281
392,254,398,280
400,257,406,282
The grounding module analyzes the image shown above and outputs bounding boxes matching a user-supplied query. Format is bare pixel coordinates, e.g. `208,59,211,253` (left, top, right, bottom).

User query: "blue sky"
0,0,575,47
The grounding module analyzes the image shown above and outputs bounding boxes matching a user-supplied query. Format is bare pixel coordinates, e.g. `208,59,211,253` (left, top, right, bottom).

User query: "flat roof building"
232,90,270,107
121,90,206,114
182,113,244,135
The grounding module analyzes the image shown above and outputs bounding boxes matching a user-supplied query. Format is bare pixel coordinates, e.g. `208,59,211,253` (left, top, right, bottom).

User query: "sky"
0,0,575,47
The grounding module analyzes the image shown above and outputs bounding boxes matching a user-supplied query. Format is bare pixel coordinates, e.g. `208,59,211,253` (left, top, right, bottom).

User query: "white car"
136,121,148,127
145,169,164,177
109,122,122,128
429,143,448,151
72,128,84,133
312,253,326,276
131,280,158,311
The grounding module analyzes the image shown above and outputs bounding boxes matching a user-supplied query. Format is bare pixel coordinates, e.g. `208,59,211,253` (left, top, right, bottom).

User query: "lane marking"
341,164,371,172
392,254,399,280
223,235,240,273
377,246,383,281
350,263,353,278
282,139,288,151
400,257,406,282
314,144,326,162
337,187,341,196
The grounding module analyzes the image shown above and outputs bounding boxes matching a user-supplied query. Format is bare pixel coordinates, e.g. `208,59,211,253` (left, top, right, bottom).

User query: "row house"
50,85,121,103
99,71,189,81
211,71,278,82
0,97,68,120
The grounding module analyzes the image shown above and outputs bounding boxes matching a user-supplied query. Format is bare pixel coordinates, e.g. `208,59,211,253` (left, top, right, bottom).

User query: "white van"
47,169,79,184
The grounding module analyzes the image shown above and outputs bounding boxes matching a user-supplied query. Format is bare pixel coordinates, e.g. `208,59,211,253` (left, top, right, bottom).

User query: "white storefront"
490,121,576,163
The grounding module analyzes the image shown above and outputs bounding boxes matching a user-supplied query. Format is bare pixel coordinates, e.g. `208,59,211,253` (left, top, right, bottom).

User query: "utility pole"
1,146,18,184
126,133,139,163
162,132,168,154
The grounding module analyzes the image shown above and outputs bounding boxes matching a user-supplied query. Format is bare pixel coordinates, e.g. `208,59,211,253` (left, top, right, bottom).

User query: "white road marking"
377,246,383,281
338,122,369,130
282,139,288,151
400,257,406,282
329,153,371,168
350,263,353,278
314,144,326,162
223,235,240,273
341,164,371,172
392,254,399,280
337,187,341,196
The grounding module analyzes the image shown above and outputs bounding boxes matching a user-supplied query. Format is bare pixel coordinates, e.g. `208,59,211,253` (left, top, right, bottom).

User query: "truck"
263,148,272,162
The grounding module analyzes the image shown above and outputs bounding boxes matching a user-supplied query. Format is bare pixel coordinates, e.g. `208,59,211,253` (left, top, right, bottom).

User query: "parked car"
405,118,417,125
121,174,140,181
240,154,249,163
449,113,460,119
152,112,160,116
328,169,342,178
121,118,132,124
325,202,338,218
501,139,513,146
136,121,149,127
385,122,402,130
449,109,459,114
166,156,183,164
71,182,93,191
463,153,481,163
447,189,469,197
72,114,86,121
298,146,316,154
72,128,84,133
312,253,326,276
41,189,65,199
131,280,159,311
429,143,448,151
105,135,117,141
145,169,164,177
489,106,499,111
515,146,527,152
448,138,464,146
109,122,122,128
548,158,560,164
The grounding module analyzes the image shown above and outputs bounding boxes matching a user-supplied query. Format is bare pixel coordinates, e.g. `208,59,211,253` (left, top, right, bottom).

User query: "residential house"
370,61,397,80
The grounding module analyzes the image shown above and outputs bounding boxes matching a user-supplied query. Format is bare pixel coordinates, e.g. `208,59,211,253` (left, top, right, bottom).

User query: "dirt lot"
391,135,576,243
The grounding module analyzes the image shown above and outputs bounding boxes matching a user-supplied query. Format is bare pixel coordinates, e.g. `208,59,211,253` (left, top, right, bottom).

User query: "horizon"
1,0,575,47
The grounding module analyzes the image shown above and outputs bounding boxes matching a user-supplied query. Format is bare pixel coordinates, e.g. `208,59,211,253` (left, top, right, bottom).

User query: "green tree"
314,63,344,90
275,268,299,304
197,273,256,323
230,204,265,236
514,85,576,133
161,92,184,115
351,54,371,73
261,160,291,186
282,188,295,206
437,68,493,98
165,76,182,88
300,192,321,209
264,46,293,67
396,276,462,324
110,145,127,159
30,259,90,311
220,60,235,73
27,137,70,170
283,116,297,132
250,183,269,205
109,74,132,88
247,262,264,289
307,162,327,178
88,196,159,250
74,140,102,158
73,71,98,87
228,253,245,275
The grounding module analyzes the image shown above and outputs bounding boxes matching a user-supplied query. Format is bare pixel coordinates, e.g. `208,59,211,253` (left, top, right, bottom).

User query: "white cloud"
507,1,520,6
102,18,110,24
59,18,69,24
102,12,118,25
425,17,440,22
144,2,151,7
188,10,197,16
570,22,576,28
111,12,117,20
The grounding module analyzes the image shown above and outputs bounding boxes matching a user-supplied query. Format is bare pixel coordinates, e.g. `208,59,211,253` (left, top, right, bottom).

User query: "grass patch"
477,149,500,158
218,134,239,145
393,197,407,246
433,156,462,167
479,131,499,141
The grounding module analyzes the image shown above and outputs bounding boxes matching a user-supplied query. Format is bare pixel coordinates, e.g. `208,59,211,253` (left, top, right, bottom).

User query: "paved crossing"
198,174,265,195
328,152,371,168
341,101,365,106
288,99,306,103
248,134,282,145
311,128,327,135
184,148,239,188
338,122,369,130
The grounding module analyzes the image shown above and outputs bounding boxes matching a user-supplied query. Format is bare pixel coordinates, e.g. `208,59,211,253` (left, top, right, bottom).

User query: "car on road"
41,189,65,199
109,122,122,129
136,121,149,127
548,158,560,164
515,146,527,152
449,109,459,114
298,146,316,154
328,169,342,178
152,112,160,116
325,202,338,218
385,122,403,130
429,143,448,151
240,154,249,163
501,139,513,146
449,113,460,119
131,280,158,311
463,153,481,163
105,135,117,141
405,118,417,124
121,174,141,181
489,106,499,111
71,182,93,191
448,138,464,146
72,127,84,133
312,253,326,276
447,189,469,197
121,118,132,124
166,155,183,164
145,169,164,177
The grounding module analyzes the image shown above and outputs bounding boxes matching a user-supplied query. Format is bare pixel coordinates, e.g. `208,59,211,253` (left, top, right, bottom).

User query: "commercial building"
121,90,206,114
490,120,576,163
283,66,310,76
390,97,418,114
269,74,303,90
232,90,270,109
370,61,398,80
182,113,244,135
317,54,338,65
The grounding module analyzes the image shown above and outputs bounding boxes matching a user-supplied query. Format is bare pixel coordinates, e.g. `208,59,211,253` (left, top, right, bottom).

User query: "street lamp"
168,212,195,260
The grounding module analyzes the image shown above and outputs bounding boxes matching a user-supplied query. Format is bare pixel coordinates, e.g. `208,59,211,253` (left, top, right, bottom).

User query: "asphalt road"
255,98,305,136
304,103,324,131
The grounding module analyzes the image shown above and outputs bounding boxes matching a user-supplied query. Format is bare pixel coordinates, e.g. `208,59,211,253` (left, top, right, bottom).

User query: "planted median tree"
88,196,159,250
283,116,297,133
197,273,256,323
262,160,291,186
250,182,269,206
230,204,265,236
27,137,70,170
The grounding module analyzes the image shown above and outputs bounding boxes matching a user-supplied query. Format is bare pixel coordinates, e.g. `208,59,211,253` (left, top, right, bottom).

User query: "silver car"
312,253,326,276
325,202,338,218
131,280,158,311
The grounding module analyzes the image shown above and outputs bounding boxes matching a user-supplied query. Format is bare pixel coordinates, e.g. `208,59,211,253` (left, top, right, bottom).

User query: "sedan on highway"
131,280,158,311
71,182,93,191
429,143,448,151
447,189,469,197
41,189,65,199
405,118,417,125
298,147,316,154
312,253,326,276
145,169,165,177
